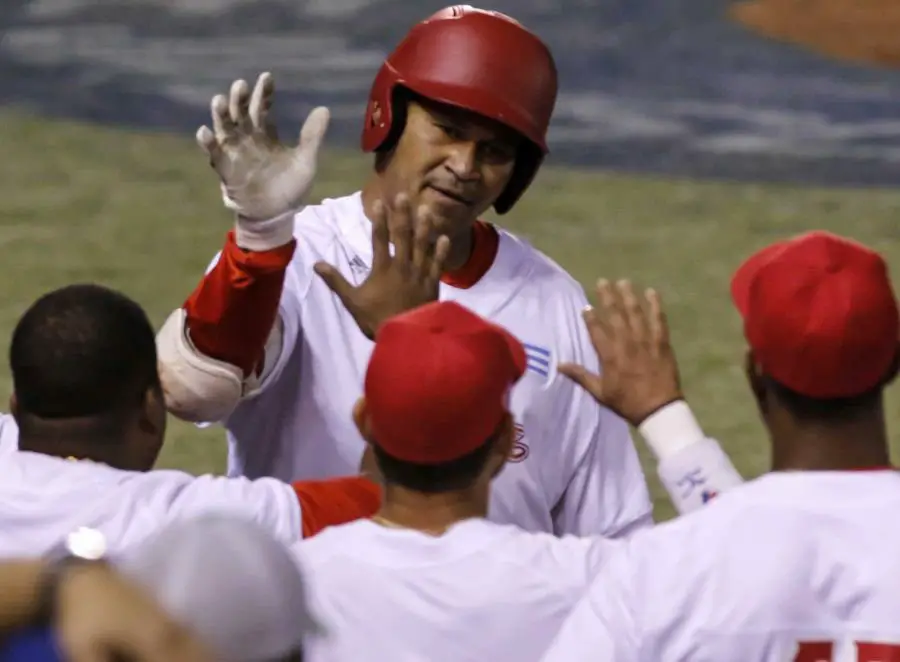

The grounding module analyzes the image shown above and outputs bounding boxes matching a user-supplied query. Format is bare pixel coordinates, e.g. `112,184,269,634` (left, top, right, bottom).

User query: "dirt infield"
731,0,900,67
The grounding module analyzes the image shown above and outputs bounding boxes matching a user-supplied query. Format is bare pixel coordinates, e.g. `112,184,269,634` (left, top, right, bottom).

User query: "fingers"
210,93,237,144
581,304,610,356
313,262,355,305
248,72,275,134
370,199,390,268
430,235,451,282
618,279,649,342
388,194,413,267
298,106,331,156
411,204,433,277
558,363,604,399
195,125,223,170
646,288,671,349
228,78,252,131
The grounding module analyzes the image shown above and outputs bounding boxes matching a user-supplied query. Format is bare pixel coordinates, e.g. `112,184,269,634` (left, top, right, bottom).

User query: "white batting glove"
196,72,330,251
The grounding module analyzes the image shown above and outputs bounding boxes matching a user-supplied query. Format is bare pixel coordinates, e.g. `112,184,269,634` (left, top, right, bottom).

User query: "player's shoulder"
496,227,588,305
292,192,363,243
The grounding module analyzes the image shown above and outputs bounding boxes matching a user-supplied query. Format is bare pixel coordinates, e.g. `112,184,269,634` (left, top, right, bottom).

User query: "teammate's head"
9,283,166,470
731,231,899,467
361,6,557,237
352,301,525,499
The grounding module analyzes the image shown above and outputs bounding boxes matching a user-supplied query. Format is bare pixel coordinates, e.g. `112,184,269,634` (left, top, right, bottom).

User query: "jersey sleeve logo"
523,343,551,378
509,423,530,462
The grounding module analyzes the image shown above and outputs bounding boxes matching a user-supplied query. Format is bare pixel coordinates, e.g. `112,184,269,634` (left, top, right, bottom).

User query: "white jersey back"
541,471,900,662
0,447,300,558
224,192,652,536
295,518,618,662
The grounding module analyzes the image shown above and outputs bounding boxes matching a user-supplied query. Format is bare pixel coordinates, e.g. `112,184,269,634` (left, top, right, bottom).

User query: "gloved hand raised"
196,72,330,250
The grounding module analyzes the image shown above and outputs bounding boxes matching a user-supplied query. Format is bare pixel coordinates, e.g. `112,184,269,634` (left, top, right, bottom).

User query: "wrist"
637,399,706,461
36,557,109,627
234,210,298,252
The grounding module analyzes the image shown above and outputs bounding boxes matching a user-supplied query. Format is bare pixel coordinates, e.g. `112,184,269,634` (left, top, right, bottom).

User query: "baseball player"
156,5,741,536
541,231,900,662
0,284,379,557
292,297,739,662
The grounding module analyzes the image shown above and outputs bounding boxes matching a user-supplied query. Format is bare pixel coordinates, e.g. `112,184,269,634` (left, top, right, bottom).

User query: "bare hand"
57,563,214,662
558,279,683,426
313,194,451,340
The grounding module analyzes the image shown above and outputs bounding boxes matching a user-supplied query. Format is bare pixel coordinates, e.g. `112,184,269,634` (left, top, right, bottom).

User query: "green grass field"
4,108,900,521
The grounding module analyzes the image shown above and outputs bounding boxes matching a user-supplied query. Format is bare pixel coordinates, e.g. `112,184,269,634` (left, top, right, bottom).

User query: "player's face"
386,99,520,238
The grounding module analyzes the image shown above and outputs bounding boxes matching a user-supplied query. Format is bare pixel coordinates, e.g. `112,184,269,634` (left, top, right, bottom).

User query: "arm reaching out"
156,73,329,423
559,280,744,515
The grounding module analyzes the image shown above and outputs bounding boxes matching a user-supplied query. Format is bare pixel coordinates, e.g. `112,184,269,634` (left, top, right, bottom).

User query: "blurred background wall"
3,0,900,186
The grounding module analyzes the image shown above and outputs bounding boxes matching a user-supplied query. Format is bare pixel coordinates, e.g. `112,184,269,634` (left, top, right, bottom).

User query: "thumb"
314,261,355,304
557,363,603,400
297,106,330,156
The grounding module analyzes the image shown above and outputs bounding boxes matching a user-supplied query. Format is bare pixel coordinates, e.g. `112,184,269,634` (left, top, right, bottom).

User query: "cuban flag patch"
523,343,551,377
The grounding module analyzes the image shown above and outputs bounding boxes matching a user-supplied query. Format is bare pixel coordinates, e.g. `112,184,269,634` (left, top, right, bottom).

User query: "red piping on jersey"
440,221,499,289
292,476,383,538
183,231,295,377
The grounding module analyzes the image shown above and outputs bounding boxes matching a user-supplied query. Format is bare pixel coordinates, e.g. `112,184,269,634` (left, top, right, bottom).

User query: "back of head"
360,301,526,494
10,284,160,446
730,232,898,459
116,515,321,662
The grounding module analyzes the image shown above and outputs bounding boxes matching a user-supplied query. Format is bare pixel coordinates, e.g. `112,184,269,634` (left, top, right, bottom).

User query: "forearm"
292,476,382,538
185,230,295,376
638,401,745,514
0,561,42,635
156,229,296,422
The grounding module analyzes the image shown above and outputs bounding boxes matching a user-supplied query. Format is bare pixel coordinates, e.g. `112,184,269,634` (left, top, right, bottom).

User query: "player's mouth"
427,184,473,207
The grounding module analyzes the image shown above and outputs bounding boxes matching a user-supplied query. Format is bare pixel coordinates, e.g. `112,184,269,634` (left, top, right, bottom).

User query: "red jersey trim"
440,221,499,290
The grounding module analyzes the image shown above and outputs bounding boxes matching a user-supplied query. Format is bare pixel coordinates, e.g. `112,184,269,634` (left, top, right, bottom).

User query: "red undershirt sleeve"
183,231,296,377
291,477,383,538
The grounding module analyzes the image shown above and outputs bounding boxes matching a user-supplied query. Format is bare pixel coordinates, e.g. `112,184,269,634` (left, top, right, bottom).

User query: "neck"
769,415,891,472
17,416,133,470
374,483,490,535
360,181,476,272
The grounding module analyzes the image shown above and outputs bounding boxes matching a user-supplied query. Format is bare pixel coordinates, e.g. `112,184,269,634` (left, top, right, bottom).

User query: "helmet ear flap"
374,87,412,157
494,142,544,215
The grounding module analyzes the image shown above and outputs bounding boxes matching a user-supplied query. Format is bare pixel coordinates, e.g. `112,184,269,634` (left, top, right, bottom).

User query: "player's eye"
437,123,465,141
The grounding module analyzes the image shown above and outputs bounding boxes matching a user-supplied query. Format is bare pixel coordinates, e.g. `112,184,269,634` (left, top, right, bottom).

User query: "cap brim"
730,240,791,317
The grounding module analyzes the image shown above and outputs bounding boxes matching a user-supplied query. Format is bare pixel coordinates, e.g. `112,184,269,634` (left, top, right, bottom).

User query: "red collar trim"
441,222,499,290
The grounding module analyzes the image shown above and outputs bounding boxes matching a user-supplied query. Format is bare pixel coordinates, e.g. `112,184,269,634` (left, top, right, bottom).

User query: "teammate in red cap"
543,230,900,662
153,6,736,535
295,300,624,661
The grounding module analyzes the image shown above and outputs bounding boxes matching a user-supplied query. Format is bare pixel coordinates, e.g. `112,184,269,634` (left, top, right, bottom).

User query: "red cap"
731,231,899,398
364,301,526,464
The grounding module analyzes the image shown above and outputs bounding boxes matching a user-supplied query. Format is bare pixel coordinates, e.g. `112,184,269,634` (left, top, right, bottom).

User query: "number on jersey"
795,641,900,662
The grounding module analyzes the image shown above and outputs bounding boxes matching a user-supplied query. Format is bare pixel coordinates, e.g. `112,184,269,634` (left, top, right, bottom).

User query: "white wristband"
233,210,298,252
637,400,707,461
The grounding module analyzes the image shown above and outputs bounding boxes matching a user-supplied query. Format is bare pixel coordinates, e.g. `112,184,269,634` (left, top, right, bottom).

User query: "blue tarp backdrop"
2,0,900,185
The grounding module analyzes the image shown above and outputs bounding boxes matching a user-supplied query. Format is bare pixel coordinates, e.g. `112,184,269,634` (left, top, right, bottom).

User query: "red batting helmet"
361,5,558,215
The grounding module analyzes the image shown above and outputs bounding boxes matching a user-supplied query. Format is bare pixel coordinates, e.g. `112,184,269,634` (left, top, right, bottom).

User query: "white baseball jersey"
541,470,900,662
294,517,621,662
222,191,653,537
0,446,301,558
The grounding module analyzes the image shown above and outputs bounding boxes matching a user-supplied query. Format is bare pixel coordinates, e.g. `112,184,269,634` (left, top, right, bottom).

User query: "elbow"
156,308,244,423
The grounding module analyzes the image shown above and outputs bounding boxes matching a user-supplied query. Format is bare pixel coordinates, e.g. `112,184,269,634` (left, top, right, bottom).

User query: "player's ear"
488,412,515,478
8,393,18,423
883,345,900,386
352,397,374,442
136,385,167,452
744,349,768,411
